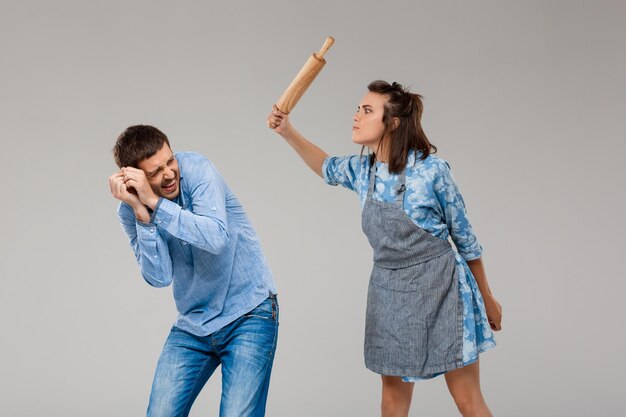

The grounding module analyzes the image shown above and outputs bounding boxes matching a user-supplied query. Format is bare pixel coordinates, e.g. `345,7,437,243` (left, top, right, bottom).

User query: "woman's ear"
391,117,400,131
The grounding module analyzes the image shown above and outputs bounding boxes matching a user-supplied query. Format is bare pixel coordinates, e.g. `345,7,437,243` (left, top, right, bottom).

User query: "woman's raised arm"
267,105,328,178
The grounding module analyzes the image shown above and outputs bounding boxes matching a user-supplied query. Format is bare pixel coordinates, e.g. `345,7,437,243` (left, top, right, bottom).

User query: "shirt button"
149,228,155,233
211,207,216,211
153,255,158,259
182,242,187,246
157,219,162,224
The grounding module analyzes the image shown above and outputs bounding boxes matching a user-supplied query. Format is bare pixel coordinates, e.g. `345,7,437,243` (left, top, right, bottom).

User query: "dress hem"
365,358,465,378
401,341,497,382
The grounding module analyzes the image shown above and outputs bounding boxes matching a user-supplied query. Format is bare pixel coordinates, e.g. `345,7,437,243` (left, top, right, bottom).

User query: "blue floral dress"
322,150,496,380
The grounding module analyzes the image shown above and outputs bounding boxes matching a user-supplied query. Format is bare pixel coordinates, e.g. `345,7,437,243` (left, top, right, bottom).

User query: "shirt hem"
173,287,277,337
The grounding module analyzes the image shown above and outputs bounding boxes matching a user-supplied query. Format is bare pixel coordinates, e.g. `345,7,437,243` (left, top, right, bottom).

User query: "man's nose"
163,166,175,179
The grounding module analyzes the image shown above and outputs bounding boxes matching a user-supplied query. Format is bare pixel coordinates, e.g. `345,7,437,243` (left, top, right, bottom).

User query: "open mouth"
162,180,177,193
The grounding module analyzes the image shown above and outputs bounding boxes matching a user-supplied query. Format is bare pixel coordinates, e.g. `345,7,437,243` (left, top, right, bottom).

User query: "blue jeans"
147,296,279,417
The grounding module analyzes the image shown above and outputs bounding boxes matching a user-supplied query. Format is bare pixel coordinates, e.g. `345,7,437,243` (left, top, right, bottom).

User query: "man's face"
138,143,180,200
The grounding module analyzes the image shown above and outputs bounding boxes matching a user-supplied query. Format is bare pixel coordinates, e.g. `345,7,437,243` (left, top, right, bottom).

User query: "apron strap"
367,156,377,197
367,156,407,203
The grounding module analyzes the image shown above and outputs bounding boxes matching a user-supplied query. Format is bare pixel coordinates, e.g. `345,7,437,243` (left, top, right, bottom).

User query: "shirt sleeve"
433,162,483,261
117,202,174,288
322,155,364,192
151,156,230,255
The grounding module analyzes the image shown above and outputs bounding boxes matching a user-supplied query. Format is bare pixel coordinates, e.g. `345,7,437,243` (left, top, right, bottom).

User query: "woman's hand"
267,105,292,135
465,258,502,332
265,104,328,178
483,293,503,331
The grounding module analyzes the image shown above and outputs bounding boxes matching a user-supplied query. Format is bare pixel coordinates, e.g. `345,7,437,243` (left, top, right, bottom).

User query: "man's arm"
109,171,174,287
149,157,230,254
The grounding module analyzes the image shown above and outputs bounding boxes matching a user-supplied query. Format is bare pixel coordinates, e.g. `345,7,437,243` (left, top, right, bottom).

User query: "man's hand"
121,167,160,209
109,171,141,206
108,170,151,222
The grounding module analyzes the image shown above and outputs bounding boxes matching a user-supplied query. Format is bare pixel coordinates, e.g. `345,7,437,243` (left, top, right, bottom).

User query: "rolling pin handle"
317,36,335,59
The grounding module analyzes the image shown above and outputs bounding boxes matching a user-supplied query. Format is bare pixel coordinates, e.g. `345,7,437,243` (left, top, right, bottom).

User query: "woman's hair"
365,80,436,173
113,125,170,168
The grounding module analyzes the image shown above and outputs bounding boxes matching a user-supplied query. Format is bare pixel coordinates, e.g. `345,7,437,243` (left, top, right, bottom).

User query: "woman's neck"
372,138,390,163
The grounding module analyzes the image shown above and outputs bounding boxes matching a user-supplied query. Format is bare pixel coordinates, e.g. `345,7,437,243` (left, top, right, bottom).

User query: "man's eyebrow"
146,155,175,176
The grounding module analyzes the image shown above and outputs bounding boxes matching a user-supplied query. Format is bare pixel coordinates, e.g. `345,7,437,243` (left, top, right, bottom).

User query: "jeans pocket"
243,297,278,322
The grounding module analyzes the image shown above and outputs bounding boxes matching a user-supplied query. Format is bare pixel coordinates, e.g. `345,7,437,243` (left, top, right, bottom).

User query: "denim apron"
362,161,464,377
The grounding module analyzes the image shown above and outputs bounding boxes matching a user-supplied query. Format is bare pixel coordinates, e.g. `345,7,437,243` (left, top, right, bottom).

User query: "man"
108,125,278,417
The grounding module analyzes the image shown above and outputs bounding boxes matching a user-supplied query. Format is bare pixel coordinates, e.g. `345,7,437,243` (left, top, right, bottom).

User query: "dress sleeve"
322,155,364,192
433,162,483,261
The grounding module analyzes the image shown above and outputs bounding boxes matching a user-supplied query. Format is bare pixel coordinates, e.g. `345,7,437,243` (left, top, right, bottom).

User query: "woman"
267,80,502,417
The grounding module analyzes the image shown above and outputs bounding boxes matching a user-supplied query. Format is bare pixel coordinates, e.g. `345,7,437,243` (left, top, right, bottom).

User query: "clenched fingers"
267,104,287,129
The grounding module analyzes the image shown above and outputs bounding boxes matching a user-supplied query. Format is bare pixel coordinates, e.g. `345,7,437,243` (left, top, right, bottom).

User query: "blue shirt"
322,151,495,377
117,152,277,336
322,151,483,261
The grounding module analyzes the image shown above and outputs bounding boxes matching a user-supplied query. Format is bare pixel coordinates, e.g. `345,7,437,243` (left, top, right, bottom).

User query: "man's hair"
113,125,170,168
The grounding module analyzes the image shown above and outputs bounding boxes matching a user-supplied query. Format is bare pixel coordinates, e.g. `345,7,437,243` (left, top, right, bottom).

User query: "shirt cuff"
459,246,483,262
136,220,158,242
151,197,178,229
149,198,164,223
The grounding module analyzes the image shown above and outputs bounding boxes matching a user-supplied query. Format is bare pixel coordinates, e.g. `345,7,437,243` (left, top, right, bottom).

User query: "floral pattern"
323,151,496,380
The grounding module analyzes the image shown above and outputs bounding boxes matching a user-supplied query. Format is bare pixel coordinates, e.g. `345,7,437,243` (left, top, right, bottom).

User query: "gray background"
1,0,624,416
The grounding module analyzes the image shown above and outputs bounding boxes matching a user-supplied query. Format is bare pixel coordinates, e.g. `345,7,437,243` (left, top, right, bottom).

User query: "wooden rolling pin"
276,36,335,114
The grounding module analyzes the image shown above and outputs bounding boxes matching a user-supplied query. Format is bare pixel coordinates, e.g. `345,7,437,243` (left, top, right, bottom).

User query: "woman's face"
352,92,387,149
